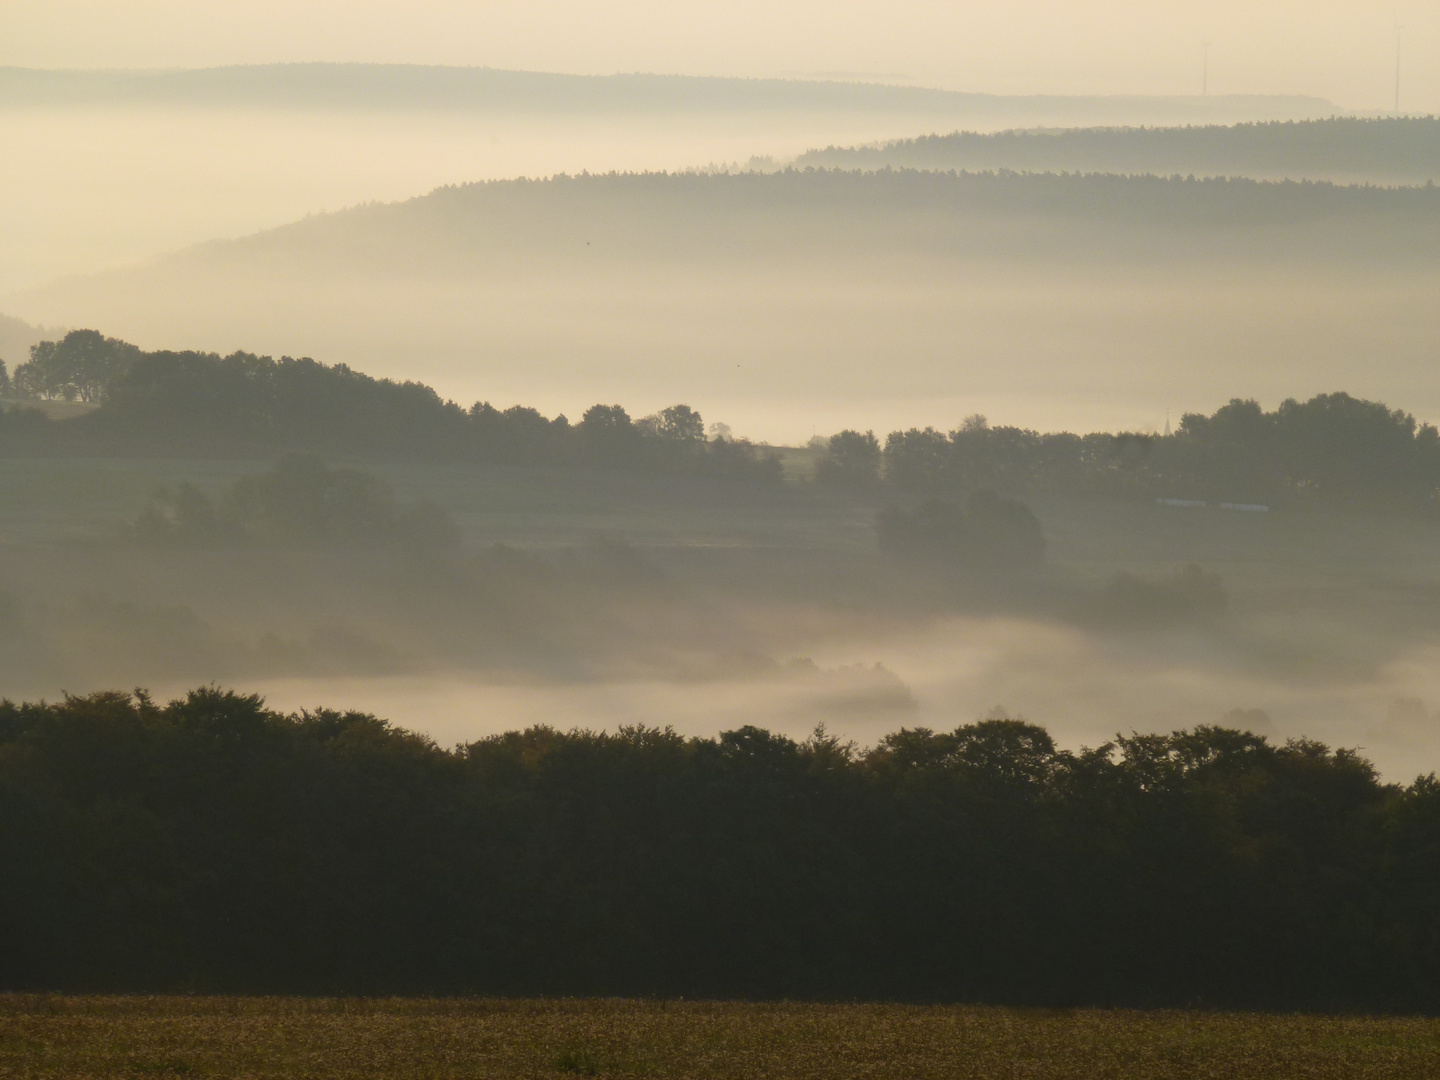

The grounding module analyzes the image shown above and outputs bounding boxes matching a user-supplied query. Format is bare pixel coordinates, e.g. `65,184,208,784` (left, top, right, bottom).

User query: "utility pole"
1202,41,1211,96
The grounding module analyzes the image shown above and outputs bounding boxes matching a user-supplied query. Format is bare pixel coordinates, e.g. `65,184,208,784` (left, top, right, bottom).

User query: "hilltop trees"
794,117,1440,183
12,330,141,402
645,403,705,444
6,329,1440,514
816,429,881,487
0,332,782,482
809,393,1440,514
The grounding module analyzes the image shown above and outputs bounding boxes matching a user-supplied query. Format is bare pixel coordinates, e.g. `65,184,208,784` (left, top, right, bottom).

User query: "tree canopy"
2,688,1438,1009
13,330,140,402
7,330,1440,514
818,393,1440,514
0,332,781,482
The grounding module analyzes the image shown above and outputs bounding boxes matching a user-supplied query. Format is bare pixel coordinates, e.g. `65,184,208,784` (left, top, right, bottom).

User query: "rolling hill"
11,169,1439,440
794,117,1440,185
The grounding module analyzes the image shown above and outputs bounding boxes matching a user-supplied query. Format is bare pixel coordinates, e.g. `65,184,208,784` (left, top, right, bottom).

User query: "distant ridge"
0,312,54,368
794,117,1440,185
0,64,1339,127
190,170,1440,268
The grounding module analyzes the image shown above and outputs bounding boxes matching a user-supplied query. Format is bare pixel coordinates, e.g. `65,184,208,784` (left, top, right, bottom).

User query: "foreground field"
3,997,1440,1080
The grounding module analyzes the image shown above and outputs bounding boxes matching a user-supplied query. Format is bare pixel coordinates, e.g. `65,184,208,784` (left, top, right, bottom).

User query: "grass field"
3,996,1439,1079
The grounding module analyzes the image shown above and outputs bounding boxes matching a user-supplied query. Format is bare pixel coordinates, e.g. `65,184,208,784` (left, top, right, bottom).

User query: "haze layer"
13,168,1440,441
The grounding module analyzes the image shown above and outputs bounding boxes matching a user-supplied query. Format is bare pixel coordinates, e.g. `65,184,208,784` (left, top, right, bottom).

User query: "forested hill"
795,118,1440,185
204,169,1440,270
7,330,1440,515
14,171,1440,461
0,331,784,479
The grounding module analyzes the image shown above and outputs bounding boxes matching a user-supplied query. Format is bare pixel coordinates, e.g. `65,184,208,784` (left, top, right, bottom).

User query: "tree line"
817,395,1440,513
0,331,781,481
795,117,1440,183
2,687,1438,1010
6,329,1440,514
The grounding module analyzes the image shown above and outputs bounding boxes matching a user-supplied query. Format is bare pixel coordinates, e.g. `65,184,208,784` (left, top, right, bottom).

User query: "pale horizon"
3,1,1437,114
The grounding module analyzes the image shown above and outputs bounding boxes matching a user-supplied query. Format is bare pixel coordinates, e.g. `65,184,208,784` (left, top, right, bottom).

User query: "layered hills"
11,167,1440,439
0,64,1338,129
796,117,1440,186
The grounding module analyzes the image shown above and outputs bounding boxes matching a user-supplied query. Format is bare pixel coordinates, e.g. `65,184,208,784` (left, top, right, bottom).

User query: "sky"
2,0,1438,112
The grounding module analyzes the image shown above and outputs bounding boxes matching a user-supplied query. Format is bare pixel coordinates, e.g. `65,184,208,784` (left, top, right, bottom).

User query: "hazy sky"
3,1,1437,111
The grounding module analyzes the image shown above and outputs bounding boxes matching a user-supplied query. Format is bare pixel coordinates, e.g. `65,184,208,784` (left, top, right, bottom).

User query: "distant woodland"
0,331,782,482
2,687,1438,1009
796,117,1440,184
269,167,1440,253
18,168,1439,434
821,394,1440,514
4,329,1439,515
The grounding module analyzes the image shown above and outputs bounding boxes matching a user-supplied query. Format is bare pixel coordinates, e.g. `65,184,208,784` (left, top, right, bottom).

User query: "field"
3,996,1439,1079
5,454,1440,775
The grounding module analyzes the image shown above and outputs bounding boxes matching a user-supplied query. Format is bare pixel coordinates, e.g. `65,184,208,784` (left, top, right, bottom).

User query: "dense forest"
268,167,1440,253
0,331,782,480
5,329,1438,515
2,687,1437,1009
796,117,1440,184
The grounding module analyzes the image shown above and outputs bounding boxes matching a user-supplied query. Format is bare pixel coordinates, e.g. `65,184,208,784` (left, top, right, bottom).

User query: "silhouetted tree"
578,403,642,466
883,427,951,490
816,429,881,487
13,330,140,402
653,404,705,443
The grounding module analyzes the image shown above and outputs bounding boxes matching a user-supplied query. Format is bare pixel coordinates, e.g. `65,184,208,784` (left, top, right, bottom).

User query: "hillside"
11,170,1440,441
219,168,1440,260
794,117,1440,185
0,66,1353,296
0,312,53,369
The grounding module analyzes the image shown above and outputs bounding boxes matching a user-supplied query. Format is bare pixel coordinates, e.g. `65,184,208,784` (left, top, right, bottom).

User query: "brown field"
2,996,1439,1079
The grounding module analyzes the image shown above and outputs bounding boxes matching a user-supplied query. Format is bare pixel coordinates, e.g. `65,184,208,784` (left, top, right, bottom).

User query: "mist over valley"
8,27,1440,1018
3,331,1440,781
9,161,1440,442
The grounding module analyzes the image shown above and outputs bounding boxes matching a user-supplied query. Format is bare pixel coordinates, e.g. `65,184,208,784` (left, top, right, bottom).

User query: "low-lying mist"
12,170,1440,441
3,452,1440,782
